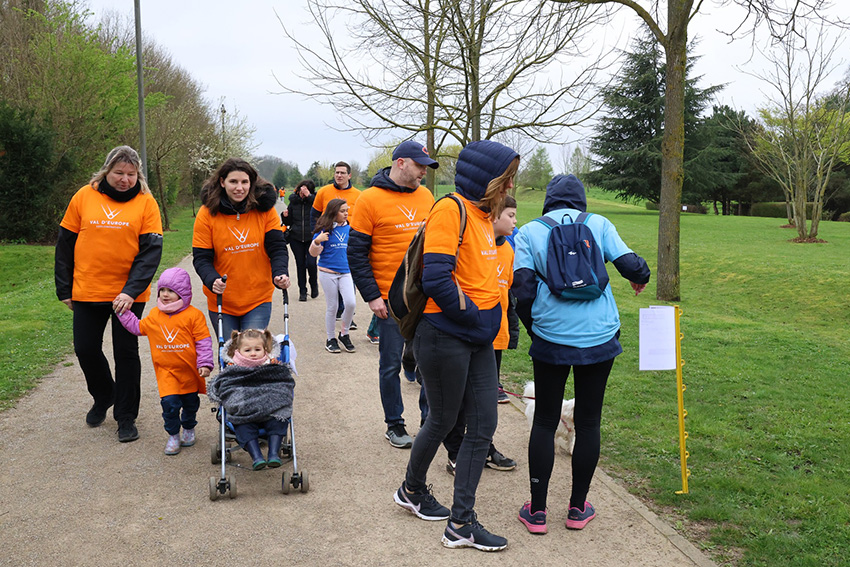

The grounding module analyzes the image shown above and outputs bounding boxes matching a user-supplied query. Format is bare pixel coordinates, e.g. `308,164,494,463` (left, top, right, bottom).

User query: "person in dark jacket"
513,174,650,535
282,179,319,301
192,159,290,340
55,145,163,443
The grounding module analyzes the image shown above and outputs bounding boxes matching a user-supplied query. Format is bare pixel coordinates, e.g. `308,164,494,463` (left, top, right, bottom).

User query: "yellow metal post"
674,305,690,494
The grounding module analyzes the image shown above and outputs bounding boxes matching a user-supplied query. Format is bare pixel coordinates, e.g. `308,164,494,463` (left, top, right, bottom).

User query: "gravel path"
1,252,716,567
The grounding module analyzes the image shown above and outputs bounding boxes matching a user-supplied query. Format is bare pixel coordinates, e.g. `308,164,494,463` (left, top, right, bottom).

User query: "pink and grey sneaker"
164,434,181,455
518,501,547,534
180,428,195,447
565,501,596,530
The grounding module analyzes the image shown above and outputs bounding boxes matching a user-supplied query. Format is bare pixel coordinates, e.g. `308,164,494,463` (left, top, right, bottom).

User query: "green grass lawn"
3,192,849,566
0,206,197,410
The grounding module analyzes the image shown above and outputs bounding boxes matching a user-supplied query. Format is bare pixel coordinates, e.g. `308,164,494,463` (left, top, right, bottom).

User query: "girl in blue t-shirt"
309,198,356,354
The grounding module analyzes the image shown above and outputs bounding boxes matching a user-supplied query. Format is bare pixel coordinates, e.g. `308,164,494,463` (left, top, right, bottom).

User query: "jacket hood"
157,267,192,312
543,174,587,214
369,167,418,194
454,141,519,201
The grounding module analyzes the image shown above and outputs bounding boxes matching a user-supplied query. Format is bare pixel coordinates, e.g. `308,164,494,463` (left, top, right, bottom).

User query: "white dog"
523,383,576,455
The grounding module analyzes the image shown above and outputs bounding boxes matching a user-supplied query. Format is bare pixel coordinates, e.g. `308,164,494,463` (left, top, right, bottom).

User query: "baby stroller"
207,286,308,500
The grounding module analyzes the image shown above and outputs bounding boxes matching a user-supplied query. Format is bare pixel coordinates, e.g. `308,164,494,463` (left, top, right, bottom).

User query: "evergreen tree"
588,32,721,203
519,147,554,190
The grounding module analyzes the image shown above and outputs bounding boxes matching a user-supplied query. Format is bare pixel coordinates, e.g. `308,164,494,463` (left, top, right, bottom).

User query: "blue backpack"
534,212,609,300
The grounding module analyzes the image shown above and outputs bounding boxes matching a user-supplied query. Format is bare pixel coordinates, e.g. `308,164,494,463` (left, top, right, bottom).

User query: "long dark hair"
313,198,347,234
201,158,259,215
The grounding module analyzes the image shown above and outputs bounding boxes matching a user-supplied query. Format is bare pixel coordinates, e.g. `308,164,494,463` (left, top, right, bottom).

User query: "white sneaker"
165,434,181,455
180,428,195,447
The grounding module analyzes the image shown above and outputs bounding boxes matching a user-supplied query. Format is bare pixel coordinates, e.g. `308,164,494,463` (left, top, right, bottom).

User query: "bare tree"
552,0,843,300
277,0,612,191
741,25,849,241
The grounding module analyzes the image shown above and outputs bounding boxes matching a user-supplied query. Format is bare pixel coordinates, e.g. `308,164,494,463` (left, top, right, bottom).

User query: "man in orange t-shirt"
311,161,361,226
348,141,437,449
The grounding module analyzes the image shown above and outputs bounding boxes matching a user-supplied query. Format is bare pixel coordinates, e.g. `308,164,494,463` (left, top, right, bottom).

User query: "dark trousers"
72,301,145,422
160,393,201,435
407,319,498,524
527,357,614,512
289,239,317,296
233,418,288,447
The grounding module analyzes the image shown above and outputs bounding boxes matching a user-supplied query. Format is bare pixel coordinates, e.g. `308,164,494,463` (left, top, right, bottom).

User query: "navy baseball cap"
392,140,439,169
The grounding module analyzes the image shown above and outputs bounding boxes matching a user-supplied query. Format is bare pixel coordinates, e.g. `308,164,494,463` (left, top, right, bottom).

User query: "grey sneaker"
338,333,356,353
446,459,456,476
441,514,507,551
325,338,341,353
385,424,413,448
394,483,450,520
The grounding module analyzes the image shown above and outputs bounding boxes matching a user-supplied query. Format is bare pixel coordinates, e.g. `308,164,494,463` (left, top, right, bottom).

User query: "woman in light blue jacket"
513,174,650,535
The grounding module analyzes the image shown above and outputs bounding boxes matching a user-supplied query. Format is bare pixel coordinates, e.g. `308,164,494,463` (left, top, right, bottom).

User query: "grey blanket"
207,363,295,425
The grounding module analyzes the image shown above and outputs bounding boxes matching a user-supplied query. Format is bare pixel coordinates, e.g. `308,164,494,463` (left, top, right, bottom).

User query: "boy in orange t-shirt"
118,268,213,456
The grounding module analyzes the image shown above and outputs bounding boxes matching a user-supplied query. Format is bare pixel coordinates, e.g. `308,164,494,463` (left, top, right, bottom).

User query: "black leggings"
73,301,145,422
527,357,614,512
288,239,317,295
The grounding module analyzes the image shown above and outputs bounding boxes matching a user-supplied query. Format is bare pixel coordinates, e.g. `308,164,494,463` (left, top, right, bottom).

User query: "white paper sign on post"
639,306,677,370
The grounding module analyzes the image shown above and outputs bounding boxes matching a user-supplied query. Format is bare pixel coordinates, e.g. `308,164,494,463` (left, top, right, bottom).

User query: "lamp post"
220,104,226,152
134,0,147,178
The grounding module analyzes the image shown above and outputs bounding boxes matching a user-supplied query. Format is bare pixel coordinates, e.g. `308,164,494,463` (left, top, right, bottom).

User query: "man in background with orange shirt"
348,141,437,448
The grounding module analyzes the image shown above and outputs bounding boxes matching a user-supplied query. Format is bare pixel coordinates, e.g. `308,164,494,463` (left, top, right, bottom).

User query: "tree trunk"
656,6,687,301
784,194,794,225
423,0,437,194
153,160,171,231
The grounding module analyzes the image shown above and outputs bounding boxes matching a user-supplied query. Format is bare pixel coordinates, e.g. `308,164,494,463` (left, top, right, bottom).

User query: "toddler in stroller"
207,329,295,470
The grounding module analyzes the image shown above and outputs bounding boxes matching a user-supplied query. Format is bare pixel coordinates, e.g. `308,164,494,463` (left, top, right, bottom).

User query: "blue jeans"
208,302,273,342
406,319,498,524
375,312,427,426
160,393,201,435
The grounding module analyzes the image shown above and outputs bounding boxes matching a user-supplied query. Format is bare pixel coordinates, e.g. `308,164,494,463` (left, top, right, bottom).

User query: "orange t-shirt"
59,185,162,302
349,186,435,299
423,194,500,314
192,206,283,315
314,184,361,214
138,306,211,397
492,241,515,350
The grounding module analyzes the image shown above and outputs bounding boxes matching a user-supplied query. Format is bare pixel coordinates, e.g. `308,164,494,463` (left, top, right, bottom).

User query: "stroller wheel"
300,471,309,493
228,476,237,499
211,445,221,464
281,471,292,494
209,476,219,501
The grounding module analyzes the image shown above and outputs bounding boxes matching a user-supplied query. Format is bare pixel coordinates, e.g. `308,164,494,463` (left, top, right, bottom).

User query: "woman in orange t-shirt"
192,158,290,340
393,140,519,552
55,146,163,443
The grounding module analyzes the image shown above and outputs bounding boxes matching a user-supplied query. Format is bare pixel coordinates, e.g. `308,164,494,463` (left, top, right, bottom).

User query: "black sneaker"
338,333,356,353
446,459,456,476
441,514,507,551
394,483,450,521
485,449,516,471
325,338,341,353
117,420,139,443
497,388,510,404
349,319,358,331
85,399,113,427
298,292,307,302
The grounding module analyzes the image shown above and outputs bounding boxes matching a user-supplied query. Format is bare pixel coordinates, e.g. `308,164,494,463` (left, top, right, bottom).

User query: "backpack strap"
444,193,467,247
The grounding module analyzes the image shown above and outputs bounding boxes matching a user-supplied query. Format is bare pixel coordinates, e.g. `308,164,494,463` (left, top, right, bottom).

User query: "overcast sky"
84,1,847,174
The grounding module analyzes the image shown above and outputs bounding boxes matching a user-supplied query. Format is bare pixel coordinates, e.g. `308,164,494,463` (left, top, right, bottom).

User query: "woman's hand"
273,274,291,289
281,208,289,218
61,298,73,311
112,292,134,315
212,277,227,294
630,281,647,296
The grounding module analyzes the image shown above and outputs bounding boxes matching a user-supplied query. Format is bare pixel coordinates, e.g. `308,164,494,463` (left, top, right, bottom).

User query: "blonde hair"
227,329,275,357
480,156,520,220
90,146,151,194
